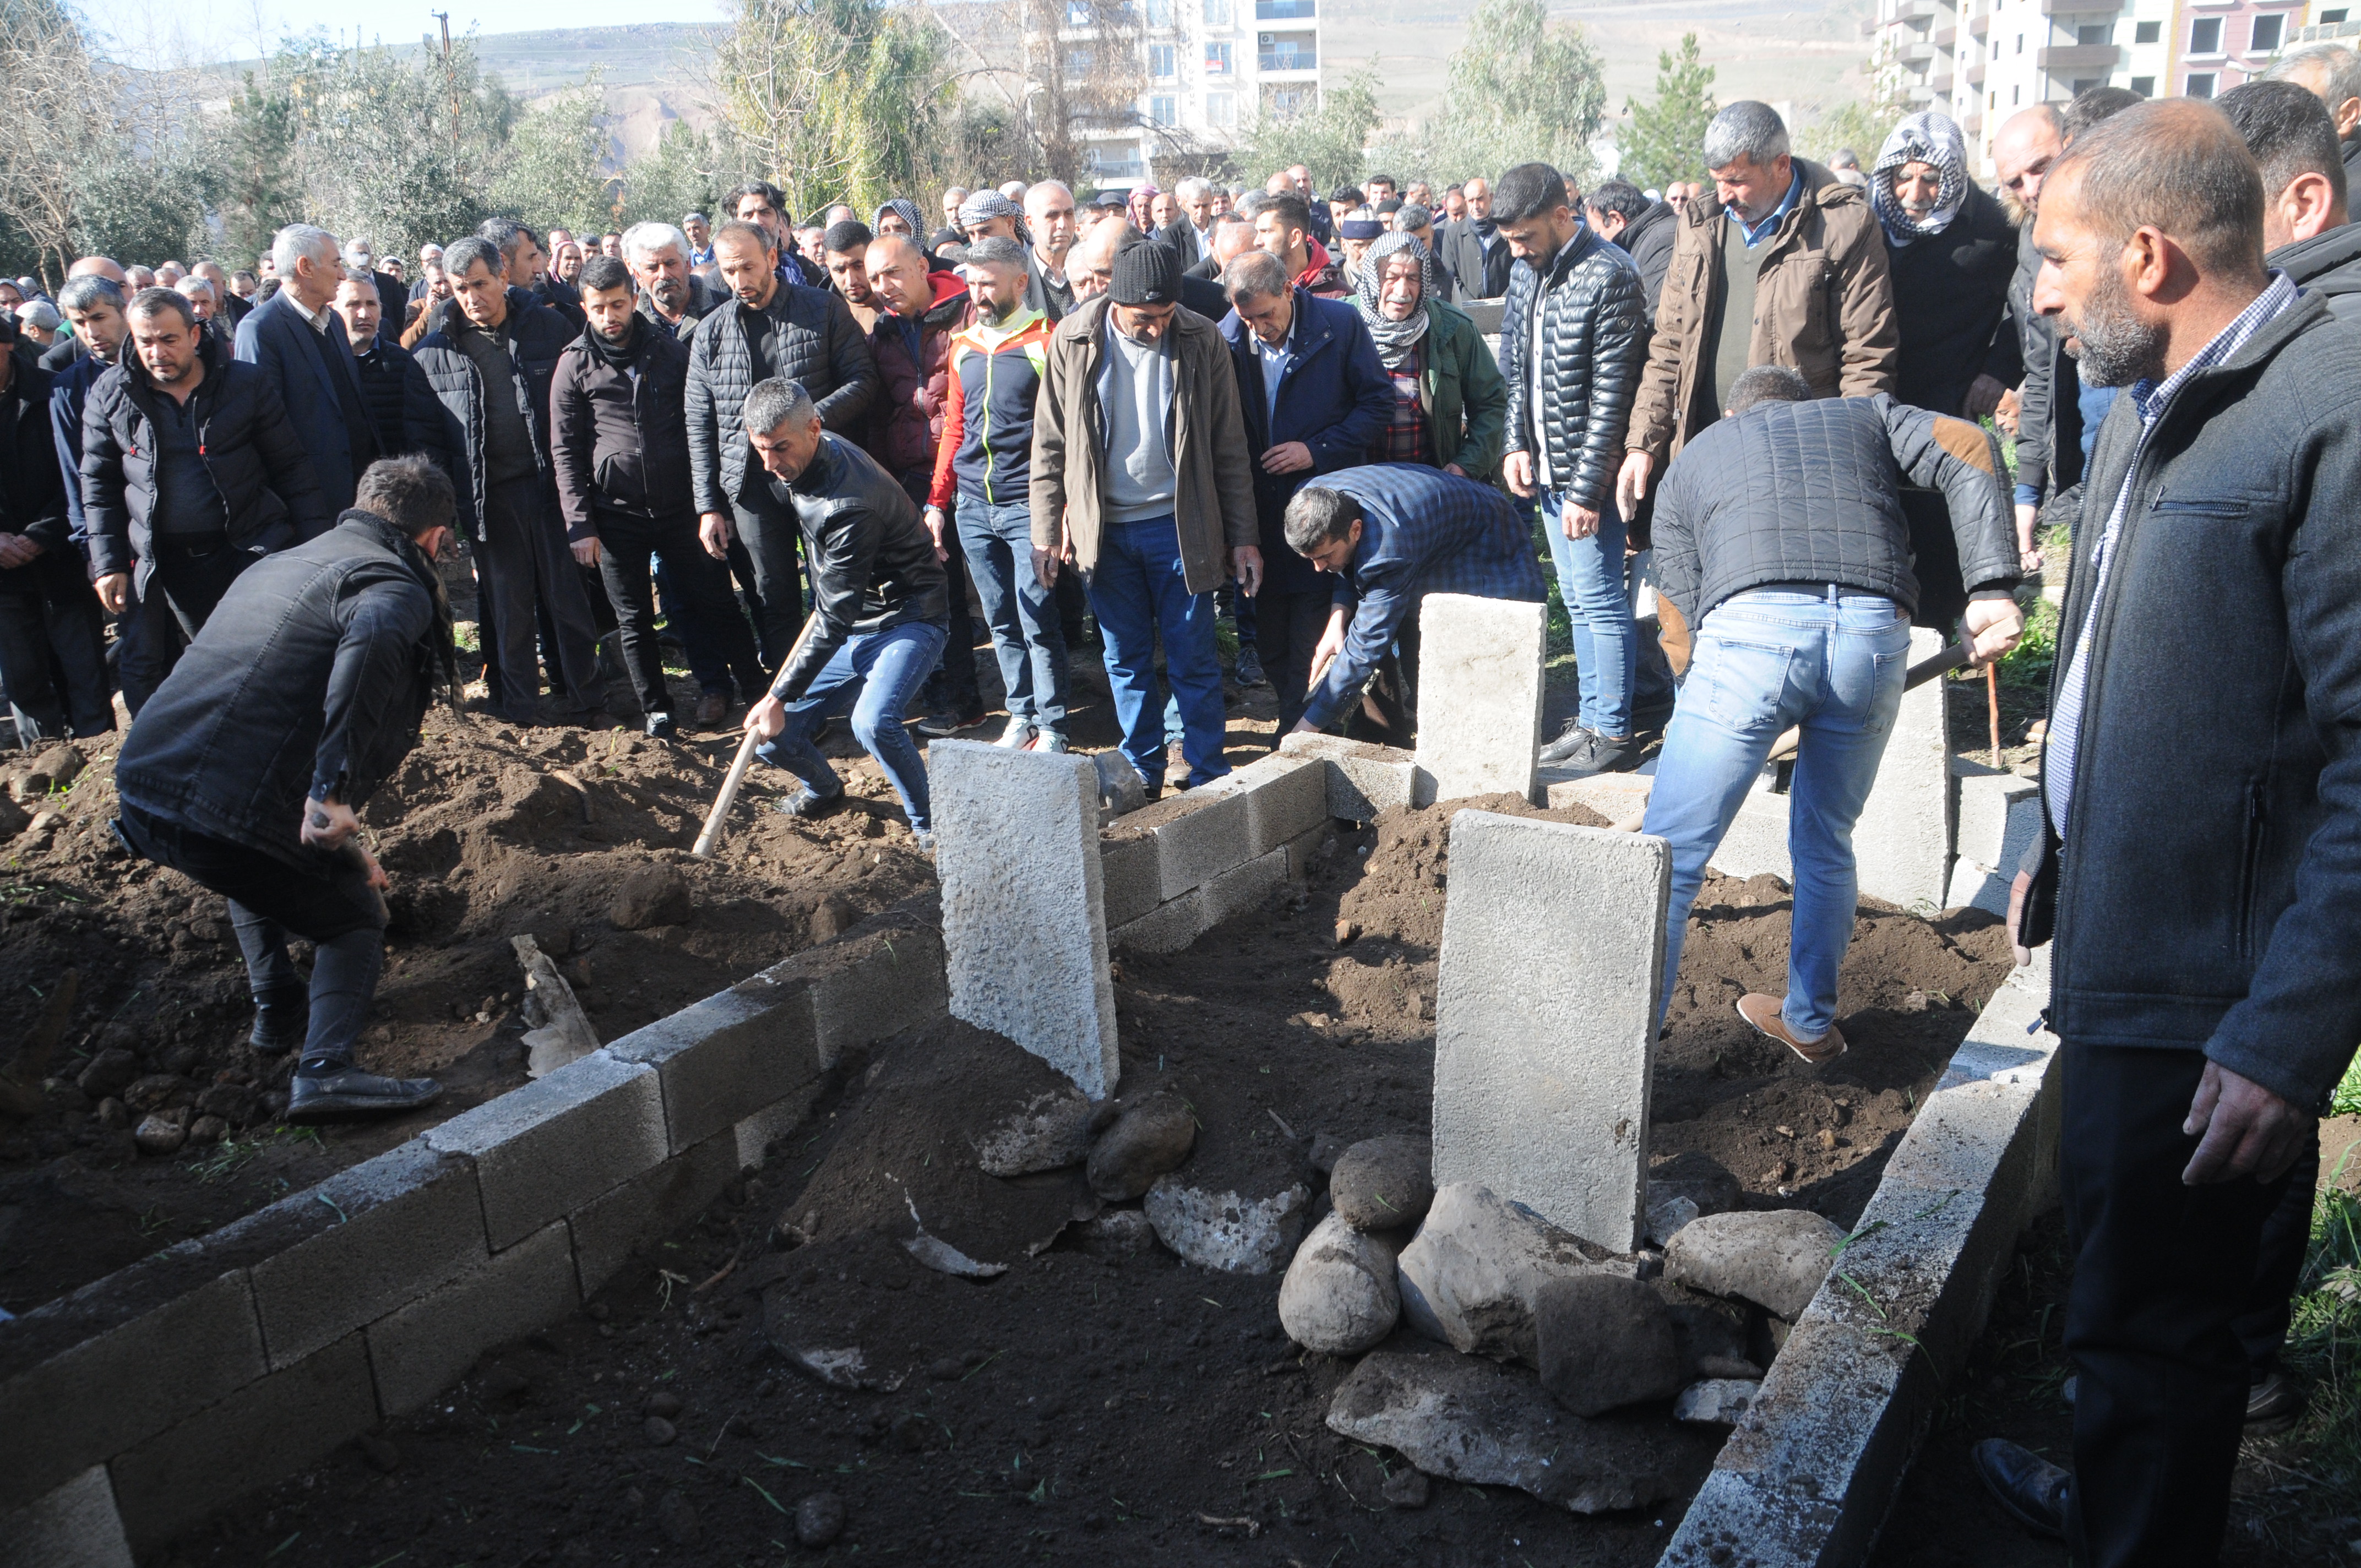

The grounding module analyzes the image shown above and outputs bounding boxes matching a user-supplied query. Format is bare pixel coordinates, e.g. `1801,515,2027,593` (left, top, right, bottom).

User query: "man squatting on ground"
736,378,950,851
1276,462,1547,746
1639,367,2022,1060
110,456,460,1122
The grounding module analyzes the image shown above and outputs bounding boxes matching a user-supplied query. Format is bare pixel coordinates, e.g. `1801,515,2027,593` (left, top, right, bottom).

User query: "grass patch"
2278,1155,2361,1516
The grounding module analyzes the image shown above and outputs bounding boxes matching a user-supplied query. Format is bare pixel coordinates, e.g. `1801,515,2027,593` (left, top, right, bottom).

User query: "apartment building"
1058,0,1324,185
1877,0,2309,173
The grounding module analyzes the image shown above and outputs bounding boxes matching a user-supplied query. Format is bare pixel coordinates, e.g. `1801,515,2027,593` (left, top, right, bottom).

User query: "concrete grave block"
734,1085,823,1171
1854,625,1954,909
0,1466,134,1568
1413,592,1546,805
1281,821,1331,881
1209,752,1330,856
1952,760,2041,871
1279,732,1417,820
569,1133,742,1298
934,741,1119,1100
1200,843,1290,927
110,1333,380,1554
424,1051,668,1250
365,1221,580,1415
1108,889,1207,954
1097,830,1162,928
808,917,948,1067
1542,768,1652,822
1704,777,1793,884
605,968,822,1154
1124,785,1252,901
247,1142,489,1369
1432,812,1670,1250
0,1240,269,1513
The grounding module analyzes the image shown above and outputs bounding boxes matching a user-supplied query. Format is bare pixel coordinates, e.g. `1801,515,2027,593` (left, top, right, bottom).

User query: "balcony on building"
2037,0,2120,11
1934,24,1957,45
1967,8,1990,34
1254,0,1316,18
1257,31,1316,73
2036,43,2123,68
1898,38,1938,62
1930,68,1956,91
1886,0,1943,22
1966,59,1987,84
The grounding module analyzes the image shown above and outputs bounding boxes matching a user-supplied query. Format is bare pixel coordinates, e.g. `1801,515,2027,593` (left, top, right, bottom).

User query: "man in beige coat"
1031,243,1259,790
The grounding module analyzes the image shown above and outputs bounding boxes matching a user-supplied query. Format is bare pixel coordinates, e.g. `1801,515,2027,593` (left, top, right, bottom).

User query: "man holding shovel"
1641,366,2022,1059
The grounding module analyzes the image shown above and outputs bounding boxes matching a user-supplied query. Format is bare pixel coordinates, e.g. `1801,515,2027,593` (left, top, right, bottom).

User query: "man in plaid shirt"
1279,463,1546,743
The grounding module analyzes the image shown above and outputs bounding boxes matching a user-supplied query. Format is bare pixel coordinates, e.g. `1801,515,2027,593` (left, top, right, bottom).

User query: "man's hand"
1502,450,1535,499
1963,373,2010,420
1306,608,1347,688
922,505,950,563
2183,1061,2313,1185
1615,451,1653,520
1562,504,1600,541
1232,545,1264,599
698,511,733,561
570,537,602,568
1260,442,1314,476
301,796,363,851
1963,597,2025,665
2014,502,2043,575
0,533,41,569
2006,869,2034,967
1443,462,1467,479
1032,545,1060,590
744,693,787,742
95,573,132,616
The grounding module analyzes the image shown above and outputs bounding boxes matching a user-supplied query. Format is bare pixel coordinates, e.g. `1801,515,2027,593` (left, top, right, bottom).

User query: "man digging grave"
109,455,460,1121
1641,365,2022,1060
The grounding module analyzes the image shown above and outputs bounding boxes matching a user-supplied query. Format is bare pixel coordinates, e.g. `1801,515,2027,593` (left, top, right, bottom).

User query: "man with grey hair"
1621,100,1896,548
174,271,235,350
622,221,725,337
736,377,949,848
236,224,380,521
412,243,444,300
1160,176,1220,267
938,186,973,248
191,260,250,326
47,276,128,543
2268,41,2361,187
1022,179,1079,321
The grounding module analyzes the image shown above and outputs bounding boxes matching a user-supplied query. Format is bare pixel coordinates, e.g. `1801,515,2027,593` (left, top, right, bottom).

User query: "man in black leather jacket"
113,455,458,1122
737,378,949,850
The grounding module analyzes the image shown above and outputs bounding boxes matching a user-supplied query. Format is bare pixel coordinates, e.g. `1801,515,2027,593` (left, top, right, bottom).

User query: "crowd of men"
8,45,2361,1567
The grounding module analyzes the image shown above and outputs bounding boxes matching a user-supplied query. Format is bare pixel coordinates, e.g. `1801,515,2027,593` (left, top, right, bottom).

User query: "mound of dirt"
0,711,935,1314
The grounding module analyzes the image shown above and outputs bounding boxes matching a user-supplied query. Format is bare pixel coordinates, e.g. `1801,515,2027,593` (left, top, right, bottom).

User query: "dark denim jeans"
756,619,947,832
959,497,1069,731
1084,514,1228,788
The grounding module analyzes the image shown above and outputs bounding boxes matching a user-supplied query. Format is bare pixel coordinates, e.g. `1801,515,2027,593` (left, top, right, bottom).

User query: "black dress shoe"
1970,1438,2070,1539
1538,718,1592,765
776,782,846,820
286,1065,443,1123
1559,729,1640,778
250,988,308,1056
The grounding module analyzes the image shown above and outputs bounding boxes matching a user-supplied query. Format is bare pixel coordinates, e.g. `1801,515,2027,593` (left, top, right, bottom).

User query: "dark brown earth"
158,788,2016,1568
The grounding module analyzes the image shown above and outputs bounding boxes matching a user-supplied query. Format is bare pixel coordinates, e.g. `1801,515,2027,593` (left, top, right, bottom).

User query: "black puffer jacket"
114,509,440,867
1649,394,2018,627
350,333,449,468
2022,290,2361,1114
411,289,575,540
1497,224,1648,515
1615,200,1679,324
551,319,694,532
2271,221,2361,322
1886,181,2019,418
79,333,329,582
3,352,68,553
771,433,947,702
686,279,879,515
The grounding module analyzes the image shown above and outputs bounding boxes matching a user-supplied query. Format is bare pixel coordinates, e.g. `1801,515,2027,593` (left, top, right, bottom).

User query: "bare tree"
0,0,120,284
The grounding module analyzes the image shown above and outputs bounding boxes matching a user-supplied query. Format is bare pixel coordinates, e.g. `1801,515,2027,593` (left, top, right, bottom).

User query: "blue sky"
99,1,733,68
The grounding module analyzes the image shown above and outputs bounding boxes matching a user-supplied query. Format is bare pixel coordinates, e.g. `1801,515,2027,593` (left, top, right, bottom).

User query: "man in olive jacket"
1030,243,1259,790
1619,101,1898,521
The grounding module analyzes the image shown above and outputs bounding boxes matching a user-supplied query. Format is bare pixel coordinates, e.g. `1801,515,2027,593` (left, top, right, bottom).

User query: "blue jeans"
756,619,948,832
1641,589,1911,1038
1541,489,1634,737
959,498,1069,731
1084,514,1228,787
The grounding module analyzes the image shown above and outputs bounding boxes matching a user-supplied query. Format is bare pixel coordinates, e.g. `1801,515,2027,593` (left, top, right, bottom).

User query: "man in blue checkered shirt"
1278,463,1546,744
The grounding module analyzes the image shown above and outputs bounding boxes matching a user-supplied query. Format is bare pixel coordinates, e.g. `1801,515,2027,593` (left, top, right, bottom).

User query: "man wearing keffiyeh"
1871,111,2019,421
1348,232,1505,480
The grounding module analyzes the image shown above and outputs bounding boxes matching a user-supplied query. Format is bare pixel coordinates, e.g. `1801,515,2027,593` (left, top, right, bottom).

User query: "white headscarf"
1871,111,1970,246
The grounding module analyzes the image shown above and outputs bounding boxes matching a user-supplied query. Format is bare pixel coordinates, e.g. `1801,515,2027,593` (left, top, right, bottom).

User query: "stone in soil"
133,1114,187,1156
655,1488,699,1545
1673,1378,1761,1428
1664,1208,1847,1321
1329,1133,1433,1233
1278,1210,1402,1354
642,1416,677,1446
1072,1207,1157,1258
608,864,692,929
1144,1171,1311,1273
973,1090,1111,1178
1085,1093,1196,1201
1535,1272,1688,1417
1394,1182,1617,1365
644,1391,682,1419
1326,1349,1701,1514
796,1491,846,1548
74,1047,139,1100
1381,1466,1431,1509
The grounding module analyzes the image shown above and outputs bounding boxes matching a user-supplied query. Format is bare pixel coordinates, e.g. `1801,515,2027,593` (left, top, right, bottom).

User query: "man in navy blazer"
1216,249,1391,732
235,225,380,526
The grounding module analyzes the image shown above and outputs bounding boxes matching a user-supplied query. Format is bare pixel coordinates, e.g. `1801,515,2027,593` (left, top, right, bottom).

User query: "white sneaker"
1031,729,1070,753
995,716,1036,748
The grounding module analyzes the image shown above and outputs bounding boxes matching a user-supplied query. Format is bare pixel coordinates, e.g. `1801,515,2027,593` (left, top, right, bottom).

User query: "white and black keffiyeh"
1354,231,1438,368
1872,111,1970,246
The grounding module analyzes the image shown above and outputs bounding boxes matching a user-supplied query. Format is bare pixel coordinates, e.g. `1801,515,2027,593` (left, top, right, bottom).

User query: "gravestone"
1853,625,1954,908
931,741,1118,1099
1432,810,1669,1250
1413,592,1546,805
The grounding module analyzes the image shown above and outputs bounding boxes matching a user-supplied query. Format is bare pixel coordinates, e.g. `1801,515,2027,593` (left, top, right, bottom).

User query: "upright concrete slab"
1413,593,1547,805
1431,810,1670,1250
933,740,1119,1100
1947,760,2042,916
0,1466,134,1568
1854,625,1954,909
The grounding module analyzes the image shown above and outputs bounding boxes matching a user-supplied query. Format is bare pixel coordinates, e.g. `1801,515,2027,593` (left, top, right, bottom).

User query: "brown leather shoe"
693,691,728,727
1736,993,1846,1064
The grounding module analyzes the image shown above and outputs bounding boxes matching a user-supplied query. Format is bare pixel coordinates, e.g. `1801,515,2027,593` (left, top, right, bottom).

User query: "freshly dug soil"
166,791,2014,1568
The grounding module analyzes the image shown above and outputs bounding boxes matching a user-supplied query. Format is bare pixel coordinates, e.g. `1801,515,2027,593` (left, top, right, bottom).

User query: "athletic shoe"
776,783,846,820
1557,729,1639,777
286,1065,443,1123
644,712,676,741
915,710,985,738
249,989,308,1057
1736,993,1848,1064
996,716,1036,748
1538,718,1593,765
1032,729,1070,753
1235,644,1269,688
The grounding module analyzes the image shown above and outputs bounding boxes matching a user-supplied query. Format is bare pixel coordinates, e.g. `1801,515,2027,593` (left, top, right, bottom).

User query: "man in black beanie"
1031,240,1259,790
